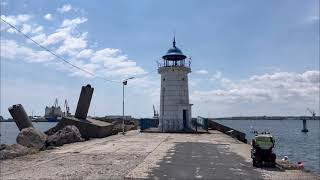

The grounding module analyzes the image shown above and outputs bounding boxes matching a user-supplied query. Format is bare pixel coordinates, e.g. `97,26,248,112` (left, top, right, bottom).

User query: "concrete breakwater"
1,83,318,179
1,124,318,179
0,84,137,160
1,130,319,179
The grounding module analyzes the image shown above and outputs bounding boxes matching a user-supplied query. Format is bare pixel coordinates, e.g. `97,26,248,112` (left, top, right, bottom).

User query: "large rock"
109,121,137,135
125,124,138,131
111,123,122,135
46,125,84,147
16,127,47,150
0,144,38,160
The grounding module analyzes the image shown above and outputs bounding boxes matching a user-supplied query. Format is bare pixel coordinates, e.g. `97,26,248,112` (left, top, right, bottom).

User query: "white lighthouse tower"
158,37,192,132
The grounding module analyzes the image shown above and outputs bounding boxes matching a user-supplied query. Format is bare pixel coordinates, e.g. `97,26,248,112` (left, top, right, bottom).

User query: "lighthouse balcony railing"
157,59,191,68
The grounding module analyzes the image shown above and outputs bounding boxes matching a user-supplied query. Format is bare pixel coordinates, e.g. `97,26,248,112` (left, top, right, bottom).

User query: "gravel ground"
0,130,318,180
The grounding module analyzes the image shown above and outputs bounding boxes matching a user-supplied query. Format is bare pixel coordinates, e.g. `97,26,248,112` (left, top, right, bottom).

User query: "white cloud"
6,28,16,33
92,49,135,68
210,71,222,80
46,29,70,45
29,33,46,43
191,70,320,116
56,32,88,55
0,14,32,32
91,48,147,77
1,14,43,35
76,49,93,59
61,17,87,28
192,70,320,103
110,66,146,76
44,13,53,21
1,39,54,62
0,14,31,26
1,12,147,80
21,24,32,34
32,26,43,34
34,27,71,46
195,69,208,75
57,4,72,13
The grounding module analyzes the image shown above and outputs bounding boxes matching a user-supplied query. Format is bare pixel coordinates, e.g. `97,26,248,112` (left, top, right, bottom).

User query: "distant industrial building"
44,98,70,121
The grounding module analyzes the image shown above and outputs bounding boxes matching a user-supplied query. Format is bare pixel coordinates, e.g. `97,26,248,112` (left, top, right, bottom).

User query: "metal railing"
191,116,209,132
157,58,191,68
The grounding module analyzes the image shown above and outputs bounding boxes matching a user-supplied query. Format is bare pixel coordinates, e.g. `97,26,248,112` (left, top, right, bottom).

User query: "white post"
121,77,134,135
122,82,125,135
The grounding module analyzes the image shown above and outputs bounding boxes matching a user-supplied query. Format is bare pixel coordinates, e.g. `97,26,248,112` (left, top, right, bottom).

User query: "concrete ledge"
140,127,209,134
47,117,114,139
208,120,247,143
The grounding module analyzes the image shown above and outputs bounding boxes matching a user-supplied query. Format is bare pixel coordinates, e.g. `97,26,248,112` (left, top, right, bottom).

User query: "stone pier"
0,130,318,179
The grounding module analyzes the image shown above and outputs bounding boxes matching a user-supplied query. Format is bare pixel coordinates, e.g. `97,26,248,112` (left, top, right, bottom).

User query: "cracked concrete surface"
1,130,318,179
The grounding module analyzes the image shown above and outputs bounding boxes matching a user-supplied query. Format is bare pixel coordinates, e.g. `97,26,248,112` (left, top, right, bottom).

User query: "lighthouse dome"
166,46,184,55
162,38,187,60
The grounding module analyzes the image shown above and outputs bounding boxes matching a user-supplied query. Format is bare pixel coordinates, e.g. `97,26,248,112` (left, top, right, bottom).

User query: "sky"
0,0,319,118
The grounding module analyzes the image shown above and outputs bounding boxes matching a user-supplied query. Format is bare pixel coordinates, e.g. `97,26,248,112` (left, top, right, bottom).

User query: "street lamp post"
122,77,135,135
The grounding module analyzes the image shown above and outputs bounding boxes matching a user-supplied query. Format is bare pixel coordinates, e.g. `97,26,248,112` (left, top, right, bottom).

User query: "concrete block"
8,104,34,131
53,117,114,139
75,84,94,120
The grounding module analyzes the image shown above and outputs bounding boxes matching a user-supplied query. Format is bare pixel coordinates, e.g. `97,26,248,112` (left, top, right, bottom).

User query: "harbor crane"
64,99,71,117
53,98,59,107
153,105,159,119
301,108,316,133
306,108,316,119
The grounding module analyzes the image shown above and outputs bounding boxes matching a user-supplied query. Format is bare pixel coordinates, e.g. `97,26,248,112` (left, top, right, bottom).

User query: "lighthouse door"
183,109,187,129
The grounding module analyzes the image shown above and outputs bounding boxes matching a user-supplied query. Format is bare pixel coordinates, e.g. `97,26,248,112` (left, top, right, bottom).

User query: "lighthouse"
158,37,192,132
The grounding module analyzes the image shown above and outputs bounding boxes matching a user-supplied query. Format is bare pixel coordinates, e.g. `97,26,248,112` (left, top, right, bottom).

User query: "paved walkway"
1,130,318,179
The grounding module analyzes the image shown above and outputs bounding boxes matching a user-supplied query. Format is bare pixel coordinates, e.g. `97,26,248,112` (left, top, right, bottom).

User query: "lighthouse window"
163,78,165,81
182,78,185,81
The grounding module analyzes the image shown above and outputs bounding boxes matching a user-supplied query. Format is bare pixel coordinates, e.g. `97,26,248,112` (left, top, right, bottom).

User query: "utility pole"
122,77,135,135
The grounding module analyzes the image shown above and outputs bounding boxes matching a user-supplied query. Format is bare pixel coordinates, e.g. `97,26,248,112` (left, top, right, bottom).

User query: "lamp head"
123,77,135,85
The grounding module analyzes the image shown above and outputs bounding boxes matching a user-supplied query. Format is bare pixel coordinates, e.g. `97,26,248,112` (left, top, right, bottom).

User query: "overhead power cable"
0,17,120,83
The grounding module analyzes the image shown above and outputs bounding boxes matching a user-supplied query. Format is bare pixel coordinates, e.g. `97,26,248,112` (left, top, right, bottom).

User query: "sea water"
215,119,320,173
0,122,57,145
0,120,319,173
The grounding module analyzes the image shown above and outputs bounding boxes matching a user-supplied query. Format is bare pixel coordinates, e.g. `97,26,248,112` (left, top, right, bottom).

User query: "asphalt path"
146,142,263,179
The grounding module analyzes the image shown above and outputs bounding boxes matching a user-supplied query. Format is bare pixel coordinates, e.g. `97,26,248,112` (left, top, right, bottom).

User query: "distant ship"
44,98,70,122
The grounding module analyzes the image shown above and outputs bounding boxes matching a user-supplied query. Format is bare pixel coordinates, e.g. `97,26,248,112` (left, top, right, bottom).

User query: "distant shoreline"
210,116,320,121
0,116,319,122
0,120,57,122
